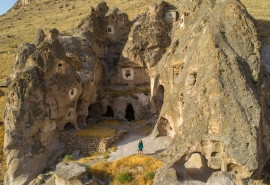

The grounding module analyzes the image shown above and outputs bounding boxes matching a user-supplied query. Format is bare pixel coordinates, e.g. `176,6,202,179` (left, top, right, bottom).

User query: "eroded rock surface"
149,0,270,184
3,0,270,184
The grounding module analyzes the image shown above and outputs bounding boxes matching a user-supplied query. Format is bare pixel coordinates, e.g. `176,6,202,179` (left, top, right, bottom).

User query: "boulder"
54,162,89,185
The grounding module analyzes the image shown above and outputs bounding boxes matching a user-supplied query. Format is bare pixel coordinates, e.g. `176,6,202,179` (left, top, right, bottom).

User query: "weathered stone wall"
110,67,150,88
60,129,127,154
77,2,131,59
99,93,150,120
113,0,270,184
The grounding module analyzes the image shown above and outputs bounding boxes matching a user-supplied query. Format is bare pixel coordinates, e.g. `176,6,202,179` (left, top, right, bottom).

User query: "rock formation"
3,0,270,184
148,0,270,184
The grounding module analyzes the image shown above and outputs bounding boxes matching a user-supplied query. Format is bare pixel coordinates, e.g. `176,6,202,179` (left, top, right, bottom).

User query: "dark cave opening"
64,122,75,131
125,103,135,121
87,103,102,120
103,105,114,118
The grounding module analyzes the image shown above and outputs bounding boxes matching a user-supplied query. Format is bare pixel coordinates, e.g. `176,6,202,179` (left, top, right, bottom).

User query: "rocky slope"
3,0,270,184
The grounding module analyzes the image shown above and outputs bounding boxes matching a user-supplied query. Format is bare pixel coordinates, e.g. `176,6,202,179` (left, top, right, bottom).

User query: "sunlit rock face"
149,0,269,184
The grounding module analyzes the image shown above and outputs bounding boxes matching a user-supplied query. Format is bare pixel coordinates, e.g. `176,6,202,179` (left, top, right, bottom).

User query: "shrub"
63,154,73,163
117,172,132,184
145,171,155,180
159,153,167,158
86,166,92,179
202,87,207,94
39,179,45,184
103,153,109,159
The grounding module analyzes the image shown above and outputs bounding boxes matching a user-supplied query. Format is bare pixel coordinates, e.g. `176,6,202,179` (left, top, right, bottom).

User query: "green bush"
117,172,132,184
86,166,92,179
103,153,109,159
39,179,45,184
63,154,73,162
145,171,155,180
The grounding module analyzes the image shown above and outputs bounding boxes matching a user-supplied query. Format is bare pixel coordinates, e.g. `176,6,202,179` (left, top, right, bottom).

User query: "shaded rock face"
3,29,86,185
3,0,270,185
148,0,270,184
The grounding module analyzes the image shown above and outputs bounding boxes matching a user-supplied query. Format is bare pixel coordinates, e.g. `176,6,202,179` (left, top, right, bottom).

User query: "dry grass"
90,155,163,185
76,125,116,138
98,119,122,125
76,156,97,164
134,119,147,124
76,145,116,164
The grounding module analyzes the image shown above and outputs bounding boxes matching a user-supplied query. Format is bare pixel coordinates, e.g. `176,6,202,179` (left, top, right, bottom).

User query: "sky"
0,0,18,15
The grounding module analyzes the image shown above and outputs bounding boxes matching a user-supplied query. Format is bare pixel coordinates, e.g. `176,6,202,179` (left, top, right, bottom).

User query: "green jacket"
138,142,143,150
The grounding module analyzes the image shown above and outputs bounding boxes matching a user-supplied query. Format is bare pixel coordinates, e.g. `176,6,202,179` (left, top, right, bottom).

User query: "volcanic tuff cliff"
3,0,270,184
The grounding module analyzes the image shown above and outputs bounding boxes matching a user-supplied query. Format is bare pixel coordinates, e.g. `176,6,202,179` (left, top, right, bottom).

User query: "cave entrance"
87,103,102,120
103,106,114,118
64,122,75,131
125,104,135,121
173,153,218,182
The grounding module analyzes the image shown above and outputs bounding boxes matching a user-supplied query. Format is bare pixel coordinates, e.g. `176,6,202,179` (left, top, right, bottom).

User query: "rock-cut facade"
3,0,270,184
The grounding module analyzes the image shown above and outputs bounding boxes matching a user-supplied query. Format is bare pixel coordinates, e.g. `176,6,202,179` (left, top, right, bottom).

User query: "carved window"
107,27,112,32
165,11,176,23
125,70,131,78
107,26,114,34
122,68,134,80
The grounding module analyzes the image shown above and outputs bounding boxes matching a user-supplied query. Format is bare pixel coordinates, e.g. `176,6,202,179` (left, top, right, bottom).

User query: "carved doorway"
103,105,114,118
125,103,135,121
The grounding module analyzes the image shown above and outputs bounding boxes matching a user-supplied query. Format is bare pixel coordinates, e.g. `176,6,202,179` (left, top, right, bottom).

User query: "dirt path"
109,129,171,161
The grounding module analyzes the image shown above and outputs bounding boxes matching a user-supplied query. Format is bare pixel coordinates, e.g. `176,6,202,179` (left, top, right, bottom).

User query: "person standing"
138,140,144,155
